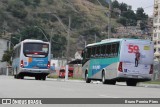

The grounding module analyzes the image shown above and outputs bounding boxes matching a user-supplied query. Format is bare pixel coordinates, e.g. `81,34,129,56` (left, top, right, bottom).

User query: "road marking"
99,95,120,98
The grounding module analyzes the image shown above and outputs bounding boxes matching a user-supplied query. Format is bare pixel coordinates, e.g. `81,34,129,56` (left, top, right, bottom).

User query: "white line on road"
99,95,120,98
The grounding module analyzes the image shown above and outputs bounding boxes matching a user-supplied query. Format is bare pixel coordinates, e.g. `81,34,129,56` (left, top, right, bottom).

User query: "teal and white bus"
12,39,51,80
82,38,154,86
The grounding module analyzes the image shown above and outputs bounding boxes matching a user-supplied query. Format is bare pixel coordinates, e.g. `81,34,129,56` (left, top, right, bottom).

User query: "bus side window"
112,43,119,57
91,47,96,58
86,48,90,59
116,43,120,55
111,44,116,57
106,44,111,58
101,45,106,57
95,46,100,58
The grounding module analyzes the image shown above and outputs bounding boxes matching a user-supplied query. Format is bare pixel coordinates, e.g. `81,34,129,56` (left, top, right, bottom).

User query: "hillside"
0,0,118,59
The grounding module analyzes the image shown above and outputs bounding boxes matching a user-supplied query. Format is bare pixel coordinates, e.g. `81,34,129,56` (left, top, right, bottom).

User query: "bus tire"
85,71,91,83
14,75,17,79
20,76,24,79
106,80,116,85
35,76,38,80
42,76,46,80
126,81,137,86
102,71,107,84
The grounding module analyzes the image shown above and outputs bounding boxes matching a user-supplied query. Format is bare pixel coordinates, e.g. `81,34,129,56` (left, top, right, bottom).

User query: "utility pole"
65,16,71,81
50,28,53,48
95,34,97,43
108,0,112,39
50,28,53,59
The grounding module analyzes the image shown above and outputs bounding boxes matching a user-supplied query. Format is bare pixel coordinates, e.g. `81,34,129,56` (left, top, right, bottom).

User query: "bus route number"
128,45,139,53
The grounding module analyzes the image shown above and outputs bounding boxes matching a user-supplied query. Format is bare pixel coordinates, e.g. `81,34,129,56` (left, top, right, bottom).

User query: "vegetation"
112,0,148,28
0,0,149,63
2,49,13,64
143,80,160,85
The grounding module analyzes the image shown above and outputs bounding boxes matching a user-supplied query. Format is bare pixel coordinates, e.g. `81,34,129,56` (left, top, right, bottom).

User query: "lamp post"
12,37,20,42
17,29,22,42
65,16,71,80
46,12,71,80
108,0,112,39
34,26,49,42
36,12,71,80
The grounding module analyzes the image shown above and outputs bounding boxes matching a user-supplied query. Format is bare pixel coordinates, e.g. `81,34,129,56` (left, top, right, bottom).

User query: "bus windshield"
23,42,49,57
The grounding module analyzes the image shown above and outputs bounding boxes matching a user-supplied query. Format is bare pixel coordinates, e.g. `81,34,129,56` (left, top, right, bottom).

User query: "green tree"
119,2,127,12
2,50,13,64
117,17,127,26
136,8,148,20
121,9,136,26
7,1,28,19
111,0,120,18
121,9,136,19
33,0,41,7
20,0,32,6
140,21,147,30
112,0,119,8
46,0,53,4
51,35,67,58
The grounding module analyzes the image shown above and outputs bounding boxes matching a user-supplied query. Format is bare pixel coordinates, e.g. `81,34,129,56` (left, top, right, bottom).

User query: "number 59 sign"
128,45,139,53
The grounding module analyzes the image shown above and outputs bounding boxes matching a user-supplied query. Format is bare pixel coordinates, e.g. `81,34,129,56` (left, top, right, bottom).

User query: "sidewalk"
137,83,160,88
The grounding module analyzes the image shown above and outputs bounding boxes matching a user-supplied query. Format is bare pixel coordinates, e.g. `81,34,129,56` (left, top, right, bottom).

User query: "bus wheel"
14,75,17,79
20,76,24,79
42,76,46,80
35,76,38,80
106,80,116,85
35,76,40,80
85,72,91,83
126,81,137,86
102,71,107,84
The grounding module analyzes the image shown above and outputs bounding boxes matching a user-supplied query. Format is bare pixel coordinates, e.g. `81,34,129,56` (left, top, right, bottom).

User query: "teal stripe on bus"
88,57,119,77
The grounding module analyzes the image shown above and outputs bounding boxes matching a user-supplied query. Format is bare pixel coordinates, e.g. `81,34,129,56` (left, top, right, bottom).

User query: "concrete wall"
73,64,82,78
0,39,8,72
0,39,8,61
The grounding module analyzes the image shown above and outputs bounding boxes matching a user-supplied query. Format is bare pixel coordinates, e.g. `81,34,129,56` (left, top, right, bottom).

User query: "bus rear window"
23,43,49,57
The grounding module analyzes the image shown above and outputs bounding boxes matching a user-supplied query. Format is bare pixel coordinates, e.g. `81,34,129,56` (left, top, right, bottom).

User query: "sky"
117,0,154,16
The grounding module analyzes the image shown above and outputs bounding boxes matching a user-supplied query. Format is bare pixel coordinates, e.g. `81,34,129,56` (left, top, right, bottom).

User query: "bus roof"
14,39,49,49
86,38,151,47
23,39,44,42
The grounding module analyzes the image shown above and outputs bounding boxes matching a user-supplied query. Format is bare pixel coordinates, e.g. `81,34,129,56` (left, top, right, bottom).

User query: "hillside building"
153,0,160,57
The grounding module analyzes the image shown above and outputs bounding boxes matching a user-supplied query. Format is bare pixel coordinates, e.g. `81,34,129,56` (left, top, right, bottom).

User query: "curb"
48,78,160,88
138,83,160,88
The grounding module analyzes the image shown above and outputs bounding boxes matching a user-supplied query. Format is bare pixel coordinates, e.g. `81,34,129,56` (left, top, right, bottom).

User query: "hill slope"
0,0,118,58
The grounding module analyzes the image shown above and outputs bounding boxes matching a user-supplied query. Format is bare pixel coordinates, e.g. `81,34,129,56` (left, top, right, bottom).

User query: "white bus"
82,38,154,86
12,39,51,80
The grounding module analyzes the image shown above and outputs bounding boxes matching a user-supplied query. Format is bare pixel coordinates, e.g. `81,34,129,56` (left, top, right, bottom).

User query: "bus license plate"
132,75,138,78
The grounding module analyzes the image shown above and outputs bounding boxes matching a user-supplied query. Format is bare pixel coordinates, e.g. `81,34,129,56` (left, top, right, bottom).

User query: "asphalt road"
0,76,160,107
0,76,160,98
